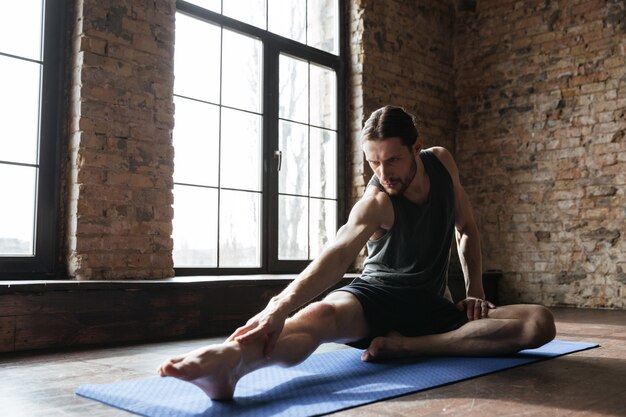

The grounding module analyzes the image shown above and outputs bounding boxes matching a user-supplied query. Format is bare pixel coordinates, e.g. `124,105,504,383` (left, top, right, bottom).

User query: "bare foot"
158,341,244,400
361,331,409,362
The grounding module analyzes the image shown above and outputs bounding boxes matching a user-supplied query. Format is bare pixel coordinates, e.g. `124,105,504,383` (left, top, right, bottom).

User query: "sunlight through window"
0,0,44,257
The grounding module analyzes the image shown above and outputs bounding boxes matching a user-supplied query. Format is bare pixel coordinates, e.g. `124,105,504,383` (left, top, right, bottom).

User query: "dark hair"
361,106,419,148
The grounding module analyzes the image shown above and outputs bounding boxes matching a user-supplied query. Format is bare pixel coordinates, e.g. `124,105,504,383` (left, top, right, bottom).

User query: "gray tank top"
361,149,455,297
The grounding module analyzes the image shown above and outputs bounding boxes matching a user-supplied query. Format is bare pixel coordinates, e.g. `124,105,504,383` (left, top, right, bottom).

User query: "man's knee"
521,305,556,349
294,301,340,333
294,293,367,341
307,301,339,321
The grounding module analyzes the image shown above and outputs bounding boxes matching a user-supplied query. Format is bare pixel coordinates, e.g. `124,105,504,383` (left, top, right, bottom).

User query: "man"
158,105,556,400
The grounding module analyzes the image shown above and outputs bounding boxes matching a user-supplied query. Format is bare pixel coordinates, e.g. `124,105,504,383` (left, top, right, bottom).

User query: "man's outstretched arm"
228,188,391,357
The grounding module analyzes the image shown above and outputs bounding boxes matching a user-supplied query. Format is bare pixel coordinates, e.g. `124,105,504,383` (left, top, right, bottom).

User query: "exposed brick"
455,0,626,309
67,0,175,280
60,0,624,307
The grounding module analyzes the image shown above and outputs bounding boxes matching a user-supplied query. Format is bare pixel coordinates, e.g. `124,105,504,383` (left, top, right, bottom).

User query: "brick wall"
67,0,175,279
61,0,625,308
454,0,626,308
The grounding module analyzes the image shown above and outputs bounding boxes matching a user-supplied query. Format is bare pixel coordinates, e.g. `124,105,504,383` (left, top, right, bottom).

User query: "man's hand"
226,302,288,359
456,297,496,321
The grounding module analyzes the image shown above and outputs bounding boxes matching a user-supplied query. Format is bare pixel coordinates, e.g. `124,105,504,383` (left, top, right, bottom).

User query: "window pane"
279,195,308,260
0,0,43,60
307,0,338,54
279,55,308,124
268,0,306,44
0,55,41,165
278,121,308,195
310,64,336,129
221,108,262,191
0,164,37,256
184,0,221,13
219,190,261,267
222,30,262,113
173,185,217,267
174,13,220,103
173,97,219,186
310,128,336,199
309,198,336,258
223,0,266,29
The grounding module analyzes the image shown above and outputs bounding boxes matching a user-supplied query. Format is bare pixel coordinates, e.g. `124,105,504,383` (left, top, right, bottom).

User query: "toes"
361,349,378,362
168,356,184,364
158,357,186,378
362,337,384,362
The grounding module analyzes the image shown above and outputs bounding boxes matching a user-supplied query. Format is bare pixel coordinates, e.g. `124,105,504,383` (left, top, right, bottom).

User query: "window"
277,56,337,261
173,0,344,274
0,1,65,277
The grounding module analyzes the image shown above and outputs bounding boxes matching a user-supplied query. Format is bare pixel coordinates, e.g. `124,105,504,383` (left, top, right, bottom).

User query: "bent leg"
364,304,556,361
158,291,368,399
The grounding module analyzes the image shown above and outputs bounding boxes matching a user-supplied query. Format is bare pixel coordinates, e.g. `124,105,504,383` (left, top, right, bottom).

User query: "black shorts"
333,277,468,349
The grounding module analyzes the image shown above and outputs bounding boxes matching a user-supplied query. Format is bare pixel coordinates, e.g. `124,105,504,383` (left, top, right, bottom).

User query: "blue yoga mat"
76,339,597,417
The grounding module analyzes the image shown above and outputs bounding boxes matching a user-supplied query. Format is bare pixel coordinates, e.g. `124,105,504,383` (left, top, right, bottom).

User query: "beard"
381,158,417,195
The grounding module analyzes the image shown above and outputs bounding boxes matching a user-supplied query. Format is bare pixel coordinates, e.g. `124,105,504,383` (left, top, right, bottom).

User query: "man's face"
363,137,417,196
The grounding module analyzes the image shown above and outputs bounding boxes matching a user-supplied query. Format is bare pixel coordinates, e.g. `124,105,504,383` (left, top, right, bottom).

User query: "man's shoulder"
362,184,391,209
352,184,393,228
425,146,452,161
425,146,458,180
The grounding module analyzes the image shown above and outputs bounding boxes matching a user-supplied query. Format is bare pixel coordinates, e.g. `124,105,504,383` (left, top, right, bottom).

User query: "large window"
173,0,344,274
0,1,65,277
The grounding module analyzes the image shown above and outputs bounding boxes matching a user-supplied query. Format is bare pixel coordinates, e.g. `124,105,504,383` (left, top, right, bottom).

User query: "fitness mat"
76,339,598,417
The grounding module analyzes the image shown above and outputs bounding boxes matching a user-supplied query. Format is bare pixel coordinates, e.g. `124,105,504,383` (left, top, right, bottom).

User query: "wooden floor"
1,307,625,417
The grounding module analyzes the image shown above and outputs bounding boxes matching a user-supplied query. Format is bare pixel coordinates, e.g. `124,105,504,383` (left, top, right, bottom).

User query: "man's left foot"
361,331,409,362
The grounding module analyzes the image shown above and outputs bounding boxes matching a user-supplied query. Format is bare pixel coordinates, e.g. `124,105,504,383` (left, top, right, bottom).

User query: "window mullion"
216,26,224,268
264,42,279,272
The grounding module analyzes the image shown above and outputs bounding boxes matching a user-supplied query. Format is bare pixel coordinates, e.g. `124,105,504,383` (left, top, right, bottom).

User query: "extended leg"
158,292,367,400
364,304,556,361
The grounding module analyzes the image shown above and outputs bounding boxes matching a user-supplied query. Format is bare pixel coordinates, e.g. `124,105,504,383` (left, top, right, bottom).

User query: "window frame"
0,1,67,279
174,0,346,276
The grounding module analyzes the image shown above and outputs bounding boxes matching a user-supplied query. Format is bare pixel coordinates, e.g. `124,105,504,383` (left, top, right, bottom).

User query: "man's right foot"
158,341,244,401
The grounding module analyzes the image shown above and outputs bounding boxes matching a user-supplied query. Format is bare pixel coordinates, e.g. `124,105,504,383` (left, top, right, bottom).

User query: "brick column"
67,0,175,279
